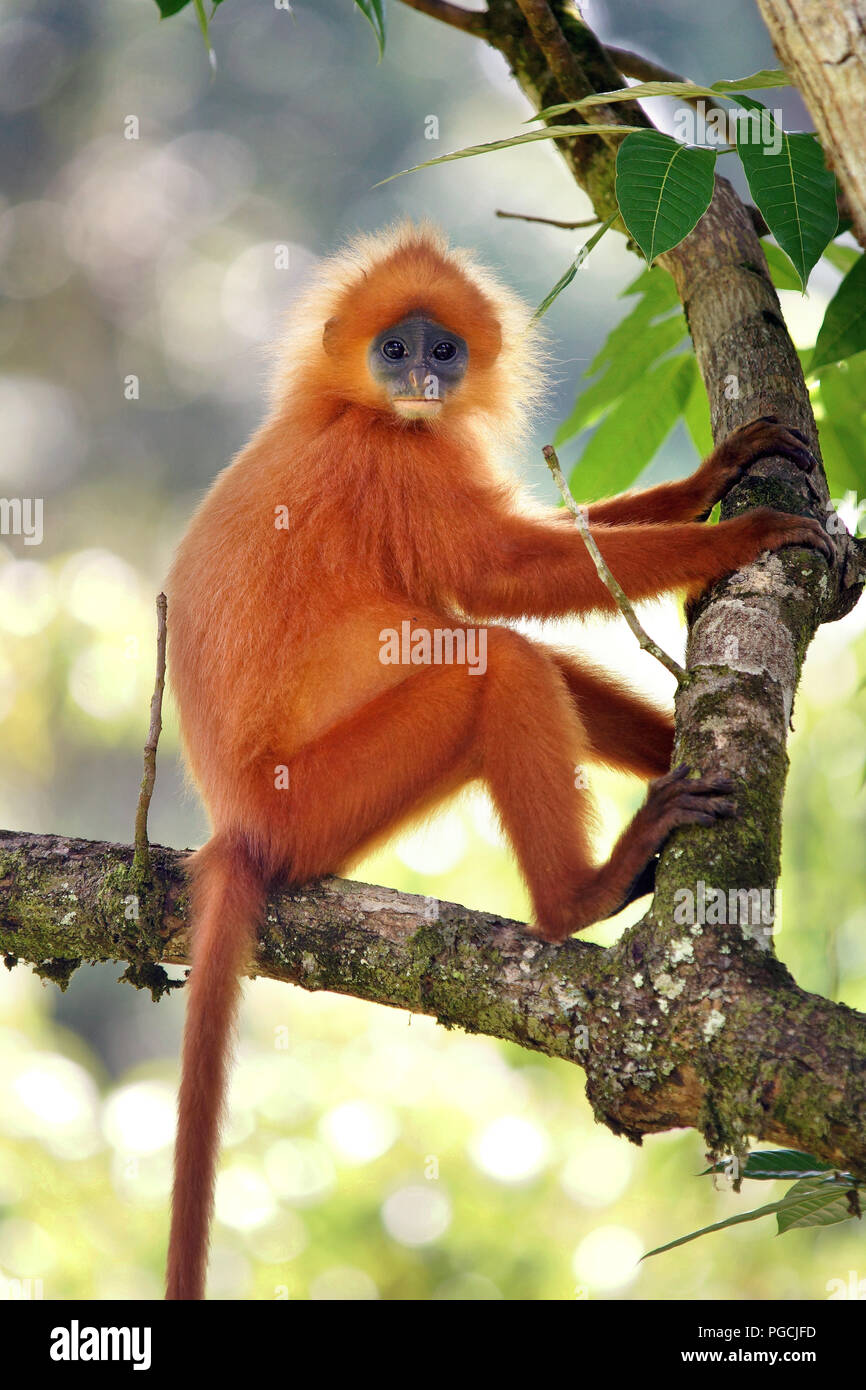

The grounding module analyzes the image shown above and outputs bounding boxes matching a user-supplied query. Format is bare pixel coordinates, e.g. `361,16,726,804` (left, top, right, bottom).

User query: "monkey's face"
367,314,468,420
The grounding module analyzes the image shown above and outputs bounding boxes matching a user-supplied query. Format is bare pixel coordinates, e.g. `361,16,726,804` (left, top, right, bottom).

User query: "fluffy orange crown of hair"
273,221,546,448
323,233,503,369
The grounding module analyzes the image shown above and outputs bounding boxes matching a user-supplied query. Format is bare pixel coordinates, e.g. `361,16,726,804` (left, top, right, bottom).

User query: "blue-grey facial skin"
367,315,468,418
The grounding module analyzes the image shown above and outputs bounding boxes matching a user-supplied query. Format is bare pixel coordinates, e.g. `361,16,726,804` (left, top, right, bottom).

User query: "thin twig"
395,0,490,37
496,209,600,229
602,43,727,118
604,45,695,88
134,592,168,869
543,446,687,683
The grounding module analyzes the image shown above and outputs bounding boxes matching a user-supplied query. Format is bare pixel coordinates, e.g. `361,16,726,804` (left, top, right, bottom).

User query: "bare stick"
134,592,168,867
603,45,688,85
543,445,687,683
396,0,490,37
496,210,600,229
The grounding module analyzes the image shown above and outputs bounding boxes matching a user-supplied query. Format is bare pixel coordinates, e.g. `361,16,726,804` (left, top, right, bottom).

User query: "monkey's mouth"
392,398,444,418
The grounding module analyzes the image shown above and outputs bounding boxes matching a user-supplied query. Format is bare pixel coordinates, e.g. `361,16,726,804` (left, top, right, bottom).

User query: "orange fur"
165,222,827,1298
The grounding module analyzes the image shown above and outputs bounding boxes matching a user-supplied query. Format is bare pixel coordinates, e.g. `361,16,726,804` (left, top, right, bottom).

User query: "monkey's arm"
582,418,819,527
453,507,831,621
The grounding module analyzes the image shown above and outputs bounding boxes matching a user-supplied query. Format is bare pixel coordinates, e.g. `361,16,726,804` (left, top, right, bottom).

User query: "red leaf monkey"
164,222,830,1299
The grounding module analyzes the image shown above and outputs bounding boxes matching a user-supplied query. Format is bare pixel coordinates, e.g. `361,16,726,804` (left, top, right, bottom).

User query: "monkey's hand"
708,505,839,581
728,506,835,567
682,506,833,617
693,415,819,519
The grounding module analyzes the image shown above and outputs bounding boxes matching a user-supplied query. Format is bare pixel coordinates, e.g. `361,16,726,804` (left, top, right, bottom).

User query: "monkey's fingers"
749,509,835,566
638,768,737,838
733,416,819,474
647,765,733,800
650,762,692,789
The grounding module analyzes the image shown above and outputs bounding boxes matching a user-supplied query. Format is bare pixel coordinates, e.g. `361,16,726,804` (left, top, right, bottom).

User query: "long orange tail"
166,834,266,1300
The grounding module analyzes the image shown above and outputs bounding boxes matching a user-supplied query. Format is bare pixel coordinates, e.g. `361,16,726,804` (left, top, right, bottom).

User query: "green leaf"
817,418,866,498
535,69,790,121
760,240,802,291
615,131,717,264
536,83,717,120
701,1149,838,1180
555,313,686,444
555,266,685,447
373,124,643,187
533,213,618,319
711,68,791,93
682,357,713,456
566,353,694,502
823,242,861,275
776,1176,858,1233
355,0,386,59
643,1197,795,1259
644,1178,856,1259
734,99,838,290
154,0,191,15
191,0,216,71
621,264,682,313
816,357,866,493
810,254,866,371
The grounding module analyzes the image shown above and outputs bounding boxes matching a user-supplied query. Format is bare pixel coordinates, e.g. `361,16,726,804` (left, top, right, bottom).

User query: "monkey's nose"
407,368,423,392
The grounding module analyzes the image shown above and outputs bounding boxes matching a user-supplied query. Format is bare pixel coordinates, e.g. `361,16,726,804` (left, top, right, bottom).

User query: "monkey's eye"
432,341,457,362
381,339,408,361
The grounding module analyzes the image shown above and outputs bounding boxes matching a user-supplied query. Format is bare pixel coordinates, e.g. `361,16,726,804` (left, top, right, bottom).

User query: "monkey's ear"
322,317,341,356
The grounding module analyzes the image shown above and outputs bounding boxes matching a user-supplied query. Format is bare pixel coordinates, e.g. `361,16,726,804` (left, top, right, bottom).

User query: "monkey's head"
284,222,544,443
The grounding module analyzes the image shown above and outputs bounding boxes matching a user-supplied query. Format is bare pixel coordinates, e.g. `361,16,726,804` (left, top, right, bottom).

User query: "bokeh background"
1,0,865,1300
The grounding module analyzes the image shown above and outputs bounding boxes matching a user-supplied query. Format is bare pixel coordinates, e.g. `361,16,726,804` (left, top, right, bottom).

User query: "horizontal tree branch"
3,827,866,1173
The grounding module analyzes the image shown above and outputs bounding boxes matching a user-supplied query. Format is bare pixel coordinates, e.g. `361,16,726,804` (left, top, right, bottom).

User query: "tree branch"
373,0,866,1168
756,0,866,248
602,44,688,85
396,0,491,38
14,0,857,1185
2,826,866,1171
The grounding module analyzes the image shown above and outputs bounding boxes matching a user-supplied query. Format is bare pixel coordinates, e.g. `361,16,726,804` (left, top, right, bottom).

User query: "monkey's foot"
530,765,735,944
598,853,659,921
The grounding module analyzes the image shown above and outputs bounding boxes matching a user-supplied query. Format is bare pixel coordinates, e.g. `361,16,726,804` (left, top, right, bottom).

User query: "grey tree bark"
757,0,866,247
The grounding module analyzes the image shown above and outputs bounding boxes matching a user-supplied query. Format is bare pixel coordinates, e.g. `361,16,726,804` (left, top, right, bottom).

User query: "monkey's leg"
243,661,483,883
239,629,729,941
472,632,733,939
550,655,674,780
261,627,604,931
